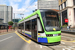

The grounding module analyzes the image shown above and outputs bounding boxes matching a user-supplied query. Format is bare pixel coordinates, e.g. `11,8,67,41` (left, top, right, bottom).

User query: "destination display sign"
46,14,57,17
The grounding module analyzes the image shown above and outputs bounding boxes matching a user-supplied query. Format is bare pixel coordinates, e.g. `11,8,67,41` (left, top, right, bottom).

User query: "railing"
0,29,15,33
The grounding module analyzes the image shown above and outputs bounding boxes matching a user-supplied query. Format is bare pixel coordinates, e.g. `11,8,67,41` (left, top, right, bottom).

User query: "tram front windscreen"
42,11,60,31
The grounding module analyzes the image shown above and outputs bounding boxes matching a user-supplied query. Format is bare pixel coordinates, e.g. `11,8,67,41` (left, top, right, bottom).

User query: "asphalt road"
0,32,53,50
0,33,28,50
0,32,75,50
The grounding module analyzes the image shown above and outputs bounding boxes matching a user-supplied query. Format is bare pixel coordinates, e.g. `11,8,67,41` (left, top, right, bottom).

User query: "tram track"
61,32,75,39
61,35,75,40
61,34,75,50
47,44,75,50
46,35,75,50
60,43,75,50
47,41,75,50
47,46,55,50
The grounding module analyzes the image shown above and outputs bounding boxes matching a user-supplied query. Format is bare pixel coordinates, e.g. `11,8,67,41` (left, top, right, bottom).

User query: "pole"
7,25,8,32
14,13,15,30
24,22,25,31
37,0,39,9
20,14,24,19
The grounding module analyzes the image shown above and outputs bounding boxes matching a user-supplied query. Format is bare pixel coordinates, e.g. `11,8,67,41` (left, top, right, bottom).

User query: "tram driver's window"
38,19,44,33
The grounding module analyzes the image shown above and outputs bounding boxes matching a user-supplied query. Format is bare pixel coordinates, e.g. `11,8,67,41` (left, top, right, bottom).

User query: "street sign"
65,19,68,23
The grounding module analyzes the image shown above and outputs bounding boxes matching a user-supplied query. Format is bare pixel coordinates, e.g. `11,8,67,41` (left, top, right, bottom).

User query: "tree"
8,21,13,25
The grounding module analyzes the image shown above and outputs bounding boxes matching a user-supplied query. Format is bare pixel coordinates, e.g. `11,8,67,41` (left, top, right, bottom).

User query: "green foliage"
11,27,15,29
62,24,67,27
8,21,13,25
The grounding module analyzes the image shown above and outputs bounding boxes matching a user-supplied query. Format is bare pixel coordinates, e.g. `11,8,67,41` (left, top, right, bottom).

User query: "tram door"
31,19,37,40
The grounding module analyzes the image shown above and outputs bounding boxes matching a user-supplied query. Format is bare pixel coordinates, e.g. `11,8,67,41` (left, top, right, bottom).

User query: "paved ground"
18,32,75,50
0,31,75,50
0,33,28,50
49,32,75,50
0,29,15,35
0,29,14,33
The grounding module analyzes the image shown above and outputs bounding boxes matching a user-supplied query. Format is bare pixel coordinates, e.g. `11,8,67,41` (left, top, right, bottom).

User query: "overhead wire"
21,0,36,14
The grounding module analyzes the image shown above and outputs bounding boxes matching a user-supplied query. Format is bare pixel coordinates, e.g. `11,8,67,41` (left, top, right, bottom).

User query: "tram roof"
18,9,58,23
18,9,40,23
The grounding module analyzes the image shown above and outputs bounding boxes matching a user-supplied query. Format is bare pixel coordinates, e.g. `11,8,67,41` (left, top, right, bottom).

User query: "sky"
0,0,37,19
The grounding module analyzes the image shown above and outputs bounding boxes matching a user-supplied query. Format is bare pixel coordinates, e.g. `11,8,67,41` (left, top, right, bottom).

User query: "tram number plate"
53,34,58,36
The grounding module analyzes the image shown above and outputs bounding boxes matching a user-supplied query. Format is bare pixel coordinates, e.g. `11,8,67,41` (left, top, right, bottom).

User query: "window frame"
25,20,31,31
61,4,63,10
37,17,44,33
64,2,66,8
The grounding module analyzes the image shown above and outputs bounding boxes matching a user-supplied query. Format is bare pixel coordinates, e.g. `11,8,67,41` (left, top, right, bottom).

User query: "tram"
18,9,61,44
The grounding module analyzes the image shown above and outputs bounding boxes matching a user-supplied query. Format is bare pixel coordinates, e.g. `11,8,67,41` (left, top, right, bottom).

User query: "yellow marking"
61,40,75,42
38,33,40,35
48,40,49,42
53,28,56,31
15,31,31,44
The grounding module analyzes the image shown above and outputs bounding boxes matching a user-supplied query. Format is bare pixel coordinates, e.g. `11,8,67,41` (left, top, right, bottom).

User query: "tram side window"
32,19,37,31
20,24,22,29
25,21,31,31
21,23,24,30
19,23,24,30
18,24,21,29
18,24,20,29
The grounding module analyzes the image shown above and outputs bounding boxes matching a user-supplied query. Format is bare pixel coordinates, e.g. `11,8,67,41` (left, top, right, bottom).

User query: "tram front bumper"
47,36,61,43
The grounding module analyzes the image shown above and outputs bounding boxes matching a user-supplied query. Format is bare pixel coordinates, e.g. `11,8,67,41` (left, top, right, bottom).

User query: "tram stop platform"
61,28,75,34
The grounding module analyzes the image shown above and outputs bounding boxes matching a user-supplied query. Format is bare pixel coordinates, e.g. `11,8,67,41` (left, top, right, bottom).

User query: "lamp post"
20,14,24,19
19,14,24,31
14,13,15,30
13,13,24,30
7,24,8,32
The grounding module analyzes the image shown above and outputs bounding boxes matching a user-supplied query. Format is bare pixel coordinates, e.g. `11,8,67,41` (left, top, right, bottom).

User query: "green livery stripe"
18,18,24,23
37,10,45,31
18,10,38,23
25,11,37,19
25,32,31,35
45,31,61,34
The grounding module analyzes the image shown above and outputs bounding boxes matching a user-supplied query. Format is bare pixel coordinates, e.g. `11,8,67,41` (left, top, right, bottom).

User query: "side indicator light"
58,34,61,35
48,40,49,42
38,33,40,35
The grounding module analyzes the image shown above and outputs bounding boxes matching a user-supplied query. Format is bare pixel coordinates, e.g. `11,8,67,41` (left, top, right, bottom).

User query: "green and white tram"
18,9,61,44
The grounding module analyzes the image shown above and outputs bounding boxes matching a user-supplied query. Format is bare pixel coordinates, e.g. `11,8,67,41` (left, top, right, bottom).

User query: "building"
0,18,3,24
59,0,75,28
12,19,21,27
0,5,13,29
38,0,59,10
0,5,13,24
0,18,7,29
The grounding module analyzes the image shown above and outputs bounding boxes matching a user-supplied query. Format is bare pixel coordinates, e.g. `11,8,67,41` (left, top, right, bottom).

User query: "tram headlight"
46,34,53,37
58,33,61,36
